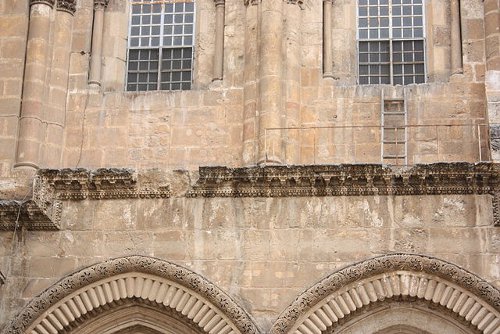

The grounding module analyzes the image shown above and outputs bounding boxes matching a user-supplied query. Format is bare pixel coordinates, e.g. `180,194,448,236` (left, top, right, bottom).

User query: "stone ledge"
0,168,171,231
187,163,500,198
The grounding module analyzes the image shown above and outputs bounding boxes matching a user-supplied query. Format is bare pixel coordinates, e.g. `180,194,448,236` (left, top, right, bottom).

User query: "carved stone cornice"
56,0,76,14
38,168,171,200
0,200,60,231
29,0,56,8
244,0,260,6
93,0,109,10
187,163,500,198
0,169,170,231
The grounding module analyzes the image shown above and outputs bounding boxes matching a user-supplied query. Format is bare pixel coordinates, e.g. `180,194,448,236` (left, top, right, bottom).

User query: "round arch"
270,254,500,334
3,255,261,334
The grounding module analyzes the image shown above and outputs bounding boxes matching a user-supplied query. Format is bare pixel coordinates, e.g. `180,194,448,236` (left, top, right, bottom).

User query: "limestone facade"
0,0,499,333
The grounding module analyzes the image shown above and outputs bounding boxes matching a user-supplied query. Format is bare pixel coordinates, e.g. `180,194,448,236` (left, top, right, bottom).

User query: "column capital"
214,0,225,6
284,0,304,5
244,0,261,6
94,0,109,10
57,0,76,14
30,0,56,8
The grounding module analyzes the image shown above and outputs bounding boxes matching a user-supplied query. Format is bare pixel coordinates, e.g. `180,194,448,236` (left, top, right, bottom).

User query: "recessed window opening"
357,0,425,85
127,0,195,91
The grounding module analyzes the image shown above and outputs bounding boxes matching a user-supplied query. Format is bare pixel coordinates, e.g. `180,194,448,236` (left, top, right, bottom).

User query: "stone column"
242,0,260,164
323,0,333,78
88,0,109,86
15,0,55,169
213,0,225,81
484,0,500,160
257,0,284,164
450,0,463,74
284,1,302,164
43,0,76,167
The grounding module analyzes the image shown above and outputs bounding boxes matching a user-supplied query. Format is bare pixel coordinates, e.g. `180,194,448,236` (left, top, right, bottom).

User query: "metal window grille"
127,0,195,91
357,0,425,85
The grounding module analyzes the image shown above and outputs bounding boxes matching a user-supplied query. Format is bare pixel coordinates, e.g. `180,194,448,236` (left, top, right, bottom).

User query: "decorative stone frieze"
93,0,109,9
187,163,500,198
270,254,500,334
56,0,76,14
37,168,171,200
0,200,60,231
4,256,261,334
29,0,56,7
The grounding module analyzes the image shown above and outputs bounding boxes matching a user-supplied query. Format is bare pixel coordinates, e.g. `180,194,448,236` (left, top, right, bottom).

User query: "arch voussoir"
3,256,260,334
271,254,500,334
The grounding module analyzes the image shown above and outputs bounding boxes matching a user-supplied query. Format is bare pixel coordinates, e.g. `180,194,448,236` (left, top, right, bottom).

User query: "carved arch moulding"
3,256,261,334
270,254,500,334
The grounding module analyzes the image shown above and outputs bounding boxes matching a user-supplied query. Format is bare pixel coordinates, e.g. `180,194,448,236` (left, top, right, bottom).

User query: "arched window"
126,0,195,91
357,0,425,85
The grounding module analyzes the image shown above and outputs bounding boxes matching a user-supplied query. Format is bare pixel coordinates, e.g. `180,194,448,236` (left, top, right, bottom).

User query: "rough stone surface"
0,0,499,333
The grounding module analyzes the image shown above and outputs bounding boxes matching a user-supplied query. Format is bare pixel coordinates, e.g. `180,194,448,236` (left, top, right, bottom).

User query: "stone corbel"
56,0,77,14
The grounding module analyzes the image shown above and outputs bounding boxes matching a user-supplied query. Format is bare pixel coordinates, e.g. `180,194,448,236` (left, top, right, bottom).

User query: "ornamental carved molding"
30,0,56,7
56,0,76,14
3,256,261,334
270,254,500,334
93,0,109,10
37,168,170,200
187,163,500,198
0,168,170,231
244,0,260,6
0,200,60,231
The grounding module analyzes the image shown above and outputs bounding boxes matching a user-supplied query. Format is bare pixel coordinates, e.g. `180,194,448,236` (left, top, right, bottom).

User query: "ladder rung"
383,112,406,115
383,141,407,144
383,155,406,158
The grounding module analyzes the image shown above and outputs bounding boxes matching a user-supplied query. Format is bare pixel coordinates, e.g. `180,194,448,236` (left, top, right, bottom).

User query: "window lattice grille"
358,0,425,85
127,0,194,91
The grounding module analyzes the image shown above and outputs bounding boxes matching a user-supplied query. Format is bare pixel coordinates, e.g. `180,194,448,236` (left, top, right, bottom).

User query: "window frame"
125,0,196,92
356,0,427,86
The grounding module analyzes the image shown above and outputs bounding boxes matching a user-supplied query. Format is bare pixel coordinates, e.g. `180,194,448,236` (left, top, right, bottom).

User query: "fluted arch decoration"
270,254,500,334
3,256,261,334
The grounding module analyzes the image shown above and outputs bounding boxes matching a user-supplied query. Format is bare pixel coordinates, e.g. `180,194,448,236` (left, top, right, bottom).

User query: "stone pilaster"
88,0,109,86
323,0,333,78
15,0,55,169
213,0,225,81
450,0,463,75
484,0,500,161
258,0,284,164
242,0,260,164
283,0,301,164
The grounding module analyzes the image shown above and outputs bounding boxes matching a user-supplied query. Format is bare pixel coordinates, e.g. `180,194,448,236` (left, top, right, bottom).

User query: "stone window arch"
3,256,260,334
270,254,500,334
